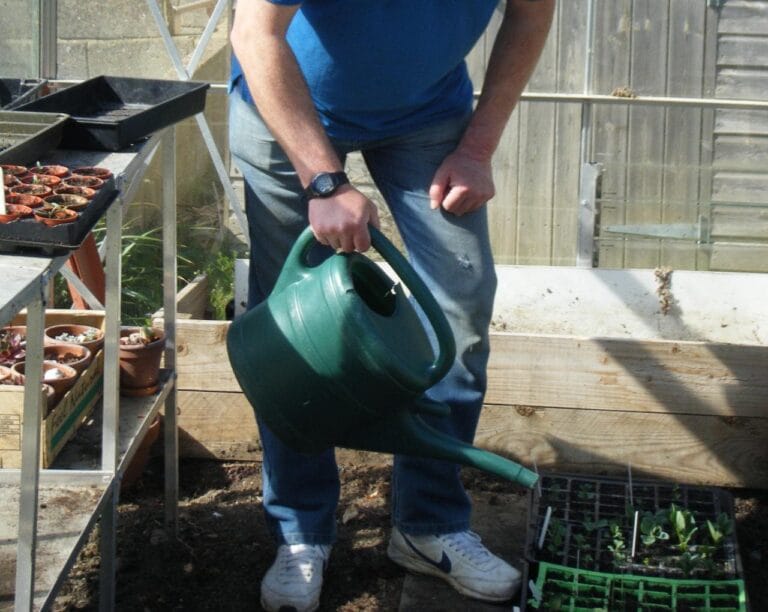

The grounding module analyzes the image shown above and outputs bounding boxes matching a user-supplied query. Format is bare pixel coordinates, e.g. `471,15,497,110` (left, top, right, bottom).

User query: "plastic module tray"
0,177,118,254
0,111,69,165
17,75,210,151
0,78,47,109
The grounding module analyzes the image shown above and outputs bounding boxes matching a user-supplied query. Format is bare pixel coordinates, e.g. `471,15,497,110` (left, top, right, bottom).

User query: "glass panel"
0,1,40,78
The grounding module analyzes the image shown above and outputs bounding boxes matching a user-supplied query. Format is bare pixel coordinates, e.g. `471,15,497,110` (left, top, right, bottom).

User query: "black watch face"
315,174,335,195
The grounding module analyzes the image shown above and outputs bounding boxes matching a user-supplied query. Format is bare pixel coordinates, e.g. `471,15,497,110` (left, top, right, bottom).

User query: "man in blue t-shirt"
229,1,554,610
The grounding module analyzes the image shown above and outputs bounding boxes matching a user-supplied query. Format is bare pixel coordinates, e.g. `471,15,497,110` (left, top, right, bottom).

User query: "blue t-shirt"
231,0,498,141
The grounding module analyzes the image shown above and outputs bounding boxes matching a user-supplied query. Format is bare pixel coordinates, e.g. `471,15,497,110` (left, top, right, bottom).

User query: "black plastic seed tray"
0,111,69,164
0,78,47,109
0,177,118,254
17,75,210,151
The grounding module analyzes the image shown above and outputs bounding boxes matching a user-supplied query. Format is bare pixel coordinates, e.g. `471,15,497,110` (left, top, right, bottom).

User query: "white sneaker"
260,543,331,612
387,527,521,602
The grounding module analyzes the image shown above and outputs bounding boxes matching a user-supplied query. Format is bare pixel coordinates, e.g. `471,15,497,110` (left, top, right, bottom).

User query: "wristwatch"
304,171,349,199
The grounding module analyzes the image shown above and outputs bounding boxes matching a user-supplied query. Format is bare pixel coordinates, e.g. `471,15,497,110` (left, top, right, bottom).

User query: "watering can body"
226,226,537,488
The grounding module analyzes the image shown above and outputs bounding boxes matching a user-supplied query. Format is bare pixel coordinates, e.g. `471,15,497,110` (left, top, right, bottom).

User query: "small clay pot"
71,166,112,181
0,164,29,178
44,193,89,212
3,174,20,188
29,164,69,178
12,360,79,405
34,205,78,226
6,193,44,209
63,175,104,190
54,185,96,200
119,326,166,397
22,173,62,188
0,208,21,224
45,323,104,355
44,342,92,375
11,183,53,198
0,364,13,384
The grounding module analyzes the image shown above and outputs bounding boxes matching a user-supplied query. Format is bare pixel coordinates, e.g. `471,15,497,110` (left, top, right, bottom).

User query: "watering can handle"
281,225,456,386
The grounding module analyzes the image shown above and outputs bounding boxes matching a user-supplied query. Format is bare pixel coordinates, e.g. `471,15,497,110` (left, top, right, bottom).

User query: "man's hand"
308,185,381,252
429,149,495,216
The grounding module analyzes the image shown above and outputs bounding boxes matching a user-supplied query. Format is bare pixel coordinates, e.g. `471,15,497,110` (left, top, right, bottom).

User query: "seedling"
706,512,734,547
669,504,698,553
640,511,670,547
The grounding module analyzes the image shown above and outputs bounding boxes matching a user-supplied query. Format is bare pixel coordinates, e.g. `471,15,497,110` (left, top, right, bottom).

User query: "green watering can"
226,225,537,488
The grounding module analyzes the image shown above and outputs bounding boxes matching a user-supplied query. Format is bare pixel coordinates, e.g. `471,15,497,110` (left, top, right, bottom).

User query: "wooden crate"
156,267,768,488
0,310,104,468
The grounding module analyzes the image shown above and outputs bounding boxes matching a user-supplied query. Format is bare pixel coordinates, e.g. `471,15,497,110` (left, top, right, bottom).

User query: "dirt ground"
52,451,768,611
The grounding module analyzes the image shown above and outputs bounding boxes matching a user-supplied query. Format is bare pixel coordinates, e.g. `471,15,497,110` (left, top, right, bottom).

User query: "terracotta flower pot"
43,342,92,375
22,173,62,188
54,185,96,200
11,183,53,198
0,326,26,366
6,193,44,209
0,164,29,178
8,372,56,409
12,360,79,405
34,205,78,226
63,175,104,190
0,208,21,224
44,193,89,212
71,166,113,181
45,323,104,355
3,173,20,188
0,364,13,384
119,326,166,397
29,164,69,179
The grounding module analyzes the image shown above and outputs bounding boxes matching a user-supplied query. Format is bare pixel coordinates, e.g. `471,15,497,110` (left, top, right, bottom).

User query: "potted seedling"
118,325,166,396
45,323,104,354
0,327,26,366
34,202,78,226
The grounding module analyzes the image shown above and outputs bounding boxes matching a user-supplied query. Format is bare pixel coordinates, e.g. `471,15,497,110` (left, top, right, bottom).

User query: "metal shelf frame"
0,128,178,611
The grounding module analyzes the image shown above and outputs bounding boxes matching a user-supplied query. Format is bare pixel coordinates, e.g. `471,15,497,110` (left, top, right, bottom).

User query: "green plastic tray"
528,562,747,611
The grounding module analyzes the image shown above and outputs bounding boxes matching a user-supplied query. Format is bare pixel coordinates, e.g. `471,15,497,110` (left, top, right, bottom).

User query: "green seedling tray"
526,473,742,581
527,562,747,611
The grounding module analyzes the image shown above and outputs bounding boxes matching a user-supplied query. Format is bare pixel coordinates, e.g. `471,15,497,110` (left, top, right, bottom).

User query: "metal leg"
98,182,125,610
14,295,45,612
576,162,603,268
162,128,179,536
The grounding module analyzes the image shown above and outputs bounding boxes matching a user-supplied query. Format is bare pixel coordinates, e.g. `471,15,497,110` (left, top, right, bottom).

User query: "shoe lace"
277,544,329,583
439,531,495,568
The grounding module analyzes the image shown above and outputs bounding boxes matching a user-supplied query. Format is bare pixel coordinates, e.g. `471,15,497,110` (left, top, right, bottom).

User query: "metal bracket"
576,162,603,268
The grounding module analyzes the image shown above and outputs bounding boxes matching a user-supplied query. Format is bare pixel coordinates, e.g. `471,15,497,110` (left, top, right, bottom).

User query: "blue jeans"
228,92,497,545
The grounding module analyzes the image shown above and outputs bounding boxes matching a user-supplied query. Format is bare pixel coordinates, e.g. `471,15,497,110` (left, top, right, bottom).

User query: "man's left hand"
429,150,495,216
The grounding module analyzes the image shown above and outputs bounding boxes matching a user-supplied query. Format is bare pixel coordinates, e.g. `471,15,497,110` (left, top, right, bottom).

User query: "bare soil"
52,453,768,611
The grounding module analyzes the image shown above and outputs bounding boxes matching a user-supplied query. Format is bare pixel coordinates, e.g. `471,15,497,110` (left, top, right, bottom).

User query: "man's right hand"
308,185,380,253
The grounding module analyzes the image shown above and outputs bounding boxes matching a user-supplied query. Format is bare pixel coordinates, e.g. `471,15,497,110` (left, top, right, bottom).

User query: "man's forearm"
459,0,555,162
230,2,343,186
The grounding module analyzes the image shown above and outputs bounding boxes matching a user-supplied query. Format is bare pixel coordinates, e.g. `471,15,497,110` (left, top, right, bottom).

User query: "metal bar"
576,163,602,268
38,0,57,79
194,112,250,243
14,292,45,612
147,0,189,80
97,178,124,612
172,0,218,14
186,0,228,77
162,129,180,536
579,0,596,167
511,91,768,111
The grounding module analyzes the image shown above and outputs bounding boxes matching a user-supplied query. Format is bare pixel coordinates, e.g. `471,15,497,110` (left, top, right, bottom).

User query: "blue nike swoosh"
401,534,452,574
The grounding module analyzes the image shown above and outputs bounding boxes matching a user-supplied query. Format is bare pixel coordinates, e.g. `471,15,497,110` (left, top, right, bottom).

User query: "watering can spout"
338,400,538,489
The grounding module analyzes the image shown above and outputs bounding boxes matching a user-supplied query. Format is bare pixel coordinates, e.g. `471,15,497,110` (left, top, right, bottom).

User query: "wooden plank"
716,68,768,99
177,390,258,460
712,173,768,203
474,404,768,489
172,319,236,392
710,243,768,272
174,390,768,489
485,333,768,418
716,110,768,136
711,204,768,240
718,34,768,67
714,134,768,172
718,0,768,36
153,274,209,321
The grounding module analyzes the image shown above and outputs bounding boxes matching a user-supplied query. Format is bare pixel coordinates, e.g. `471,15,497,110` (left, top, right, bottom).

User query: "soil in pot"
71,166,112,181
28,164,69,178
44,193,89,212
63,175,104,190
44,342,92,375
0,164,29,178
119,326,165,397
45,323,104,355
12,360,79,406
54,185,96,200
12,182,53,198
21,173,62,189
34,205,78,226
6,193,44,209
